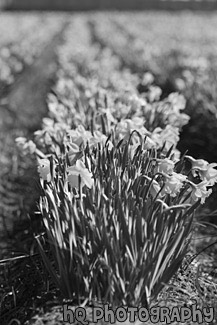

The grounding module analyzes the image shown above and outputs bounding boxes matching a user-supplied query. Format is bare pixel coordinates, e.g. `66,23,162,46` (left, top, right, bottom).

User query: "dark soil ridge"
0,20,68,257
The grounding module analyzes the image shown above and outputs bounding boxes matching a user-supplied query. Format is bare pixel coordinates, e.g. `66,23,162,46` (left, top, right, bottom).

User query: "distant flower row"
0,13,64,90
89,13,217,164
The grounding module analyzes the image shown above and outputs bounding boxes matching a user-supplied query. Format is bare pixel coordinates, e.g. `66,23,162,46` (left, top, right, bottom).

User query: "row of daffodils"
17,16,217,308
0,13,64,91
90,12,217,90
90,12,217,163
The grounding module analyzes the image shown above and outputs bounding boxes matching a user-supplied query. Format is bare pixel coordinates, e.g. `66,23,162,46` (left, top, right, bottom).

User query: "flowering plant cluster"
91,13,217,164
17,16,217,307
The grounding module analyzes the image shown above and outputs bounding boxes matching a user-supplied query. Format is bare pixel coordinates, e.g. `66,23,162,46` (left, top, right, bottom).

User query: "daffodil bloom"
156,158,175,175
190,181,212,204
47,95,68,122
68,126,111,150
34,129,53,146
148,86,162,102
67,143,81,165
143,136,156,150
167,112,190,128
151,125,180,151
142,72,154,85
91,131,113,150
68,125,91,147
114,102,131,118
168,93,186,112
16,137,36,154
125,94,147,111
38,158,54,182
116,118,148,142
173,149,181,163
186,156,217,186
161,172,187,197
204,164,217,185
67,160,94,189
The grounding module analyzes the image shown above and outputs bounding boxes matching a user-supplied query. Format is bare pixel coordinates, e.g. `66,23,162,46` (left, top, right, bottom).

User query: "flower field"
1,12,217,325
0,13,64,94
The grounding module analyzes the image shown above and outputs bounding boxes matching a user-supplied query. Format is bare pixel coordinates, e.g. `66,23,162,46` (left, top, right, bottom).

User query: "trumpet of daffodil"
161,172,187,197
67,160,94,189
156,158,175,175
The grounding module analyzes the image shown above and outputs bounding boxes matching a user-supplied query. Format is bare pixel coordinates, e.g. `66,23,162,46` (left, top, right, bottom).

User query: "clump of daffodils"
185,156,217,203
28,76,217,306
153,155,217,204
36,131,210,307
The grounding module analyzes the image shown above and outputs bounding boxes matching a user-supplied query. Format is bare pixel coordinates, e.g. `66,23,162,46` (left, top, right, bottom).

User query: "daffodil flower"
186,156,217,186
128,94,147,111
67,160,94,189
161,172,187,197
151,125,180,150
190,181,212,204
143,136,156,150
116,118,148,142
168,93,186,112
91,131,113,150
67,143,81,165
68,125,91,147
156,158,175,175
68,125,112,150
38,158,54,182
16,137,36,155
148,86,162,102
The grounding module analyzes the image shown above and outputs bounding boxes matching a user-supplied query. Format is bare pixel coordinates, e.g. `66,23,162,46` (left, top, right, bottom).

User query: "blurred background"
1,0,217,10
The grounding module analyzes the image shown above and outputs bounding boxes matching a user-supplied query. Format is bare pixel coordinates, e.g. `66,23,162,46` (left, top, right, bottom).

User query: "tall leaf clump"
16,17,217,309
35,132,201,307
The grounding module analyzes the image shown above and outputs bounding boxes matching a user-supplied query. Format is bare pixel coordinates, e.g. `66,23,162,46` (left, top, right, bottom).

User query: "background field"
1,0,217,10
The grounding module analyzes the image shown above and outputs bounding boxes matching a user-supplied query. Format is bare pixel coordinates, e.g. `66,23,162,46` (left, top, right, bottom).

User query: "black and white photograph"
0,0,217,324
